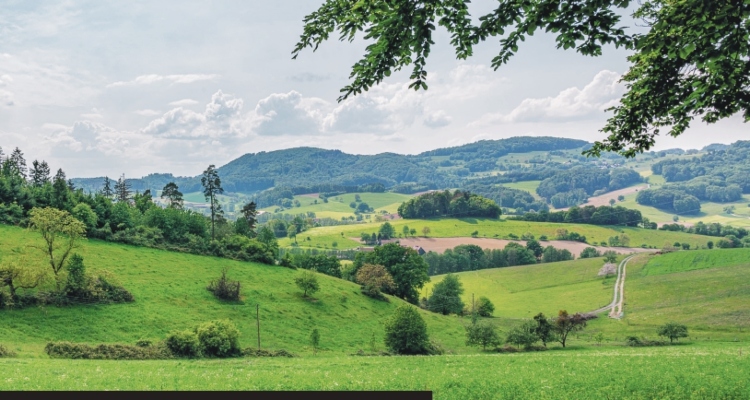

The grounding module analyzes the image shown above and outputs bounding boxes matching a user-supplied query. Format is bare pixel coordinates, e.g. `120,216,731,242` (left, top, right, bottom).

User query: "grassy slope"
422,257,613,318
1,343,748,398
0,225,463,356
260,192,413,220
621,249,750,331
283,218,714,251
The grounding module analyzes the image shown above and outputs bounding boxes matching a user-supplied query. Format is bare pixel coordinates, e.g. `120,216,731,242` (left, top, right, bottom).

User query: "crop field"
422,257,614,318
0,225,465,356
499,180,542,199
282,218,715,251
1,343,748,398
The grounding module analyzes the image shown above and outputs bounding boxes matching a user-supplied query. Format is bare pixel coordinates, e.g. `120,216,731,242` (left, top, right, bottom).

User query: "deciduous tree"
161,182,184,209
553,310,589,348
293,0,750,156
657,322,689,343
28,207,87,289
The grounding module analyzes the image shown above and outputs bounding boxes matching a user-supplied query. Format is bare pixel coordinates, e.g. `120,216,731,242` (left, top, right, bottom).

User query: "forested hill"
71,136,590,195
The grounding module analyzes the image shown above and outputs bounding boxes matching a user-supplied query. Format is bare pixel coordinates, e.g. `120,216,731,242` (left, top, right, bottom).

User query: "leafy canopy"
294,0,750,157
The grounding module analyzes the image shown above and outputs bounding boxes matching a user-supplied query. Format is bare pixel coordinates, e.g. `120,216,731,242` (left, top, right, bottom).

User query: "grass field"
283,218,715,251
1,343,747,398
500,181,542,199
621,249,750,332
619,192,750,227
260,192,413,220
422,257,614,318
0,225,464,356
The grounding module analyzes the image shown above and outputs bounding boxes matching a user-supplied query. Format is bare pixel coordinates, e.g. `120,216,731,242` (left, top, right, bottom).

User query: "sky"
0,1,747,178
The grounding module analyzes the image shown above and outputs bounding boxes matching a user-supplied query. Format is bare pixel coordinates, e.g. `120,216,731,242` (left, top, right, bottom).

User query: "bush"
165,330,201,358
579,247,601,259
207,268,241,301
0,344,16,357
384,305,430,355
476,296,495,317
242,348,296,357
45,342,171,360
196,320,241,358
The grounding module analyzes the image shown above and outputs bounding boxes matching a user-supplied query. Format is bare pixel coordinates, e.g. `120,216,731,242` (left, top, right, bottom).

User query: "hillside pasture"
0,225,464,356
422,257,614,318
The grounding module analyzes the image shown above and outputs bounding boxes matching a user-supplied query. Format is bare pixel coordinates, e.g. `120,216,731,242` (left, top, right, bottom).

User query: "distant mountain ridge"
71,136,590,195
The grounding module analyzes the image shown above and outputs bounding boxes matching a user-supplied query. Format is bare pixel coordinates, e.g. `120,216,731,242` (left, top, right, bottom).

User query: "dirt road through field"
588,254,637,318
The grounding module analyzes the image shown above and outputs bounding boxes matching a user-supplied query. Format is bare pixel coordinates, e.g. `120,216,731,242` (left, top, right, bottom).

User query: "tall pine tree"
114,174,132,203
201,165,224,240
161,182,184,209
102,176,113,198
8,147,26,179
30,160,51,186
51,168,71,210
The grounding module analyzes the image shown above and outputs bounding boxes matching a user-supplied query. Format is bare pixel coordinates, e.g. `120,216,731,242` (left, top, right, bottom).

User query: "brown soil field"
557,185,649,211
380,237,655,256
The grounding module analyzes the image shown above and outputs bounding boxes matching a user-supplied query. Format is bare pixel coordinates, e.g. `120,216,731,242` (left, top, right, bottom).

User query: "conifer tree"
8,147,26,178
30,160,51,186
114,174,132,203
102,176,113,198
201,165,224,240
161,182,184,209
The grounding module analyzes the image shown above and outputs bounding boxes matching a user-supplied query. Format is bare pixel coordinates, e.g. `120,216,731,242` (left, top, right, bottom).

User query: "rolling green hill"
261,192,413,220
422,257,613,318
0,225,464,356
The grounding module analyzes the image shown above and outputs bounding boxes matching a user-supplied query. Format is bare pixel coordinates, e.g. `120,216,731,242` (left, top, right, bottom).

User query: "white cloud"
423,110,452,128
142,90,246,139
323,82,424,134
168,99,200,107
107,74,220,88
471,70,624,125
135,109,162,116
252,91,328,136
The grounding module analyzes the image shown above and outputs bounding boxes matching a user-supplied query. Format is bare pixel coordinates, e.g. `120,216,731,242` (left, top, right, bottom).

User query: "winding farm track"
589,254,638,319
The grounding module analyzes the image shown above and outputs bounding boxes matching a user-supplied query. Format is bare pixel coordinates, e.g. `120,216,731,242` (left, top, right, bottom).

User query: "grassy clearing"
0,225,464,356
619,193,750,227
621,250,750,332
422,257,613,318
0,343,748,398
261,192,413,216
500,181,542,199
283,218,714,251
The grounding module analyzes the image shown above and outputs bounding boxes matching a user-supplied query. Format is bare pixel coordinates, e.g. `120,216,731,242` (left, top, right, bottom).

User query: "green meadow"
422,257,613,318
1,343,748,398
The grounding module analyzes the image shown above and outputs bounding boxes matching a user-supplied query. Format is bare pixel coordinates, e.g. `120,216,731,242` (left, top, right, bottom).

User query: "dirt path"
588,254,637,318
376,237,654,256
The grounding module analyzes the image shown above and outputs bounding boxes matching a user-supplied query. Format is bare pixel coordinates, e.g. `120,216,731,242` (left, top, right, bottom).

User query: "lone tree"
476,296,494,317
553,310,590,348
426,273,464,315
293,1,750,157
28,207,86,289
201,165,224,240
465,320,501,351
295,270,320,298
383,304,430,355
657,322,689,344
161,182,184,209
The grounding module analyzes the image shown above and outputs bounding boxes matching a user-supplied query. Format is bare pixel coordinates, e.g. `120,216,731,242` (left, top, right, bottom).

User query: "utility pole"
256,304,261,350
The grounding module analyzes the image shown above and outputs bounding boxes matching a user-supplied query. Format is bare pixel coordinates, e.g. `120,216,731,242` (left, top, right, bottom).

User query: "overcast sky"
1,1,746,178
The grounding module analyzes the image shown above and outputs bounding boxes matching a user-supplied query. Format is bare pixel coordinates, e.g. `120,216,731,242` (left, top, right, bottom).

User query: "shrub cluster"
242,348,296,358
44,342,172,360
625,336,669,347
207,269,241,301
165,320,242,358
0,344,17,358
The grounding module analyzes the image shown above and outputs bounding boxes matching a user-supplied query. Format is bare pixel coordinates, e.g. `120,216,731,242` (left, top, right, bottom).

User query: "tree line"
397,190,502,219
511,204,644,227
0,147,278,265
536,168,643,208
